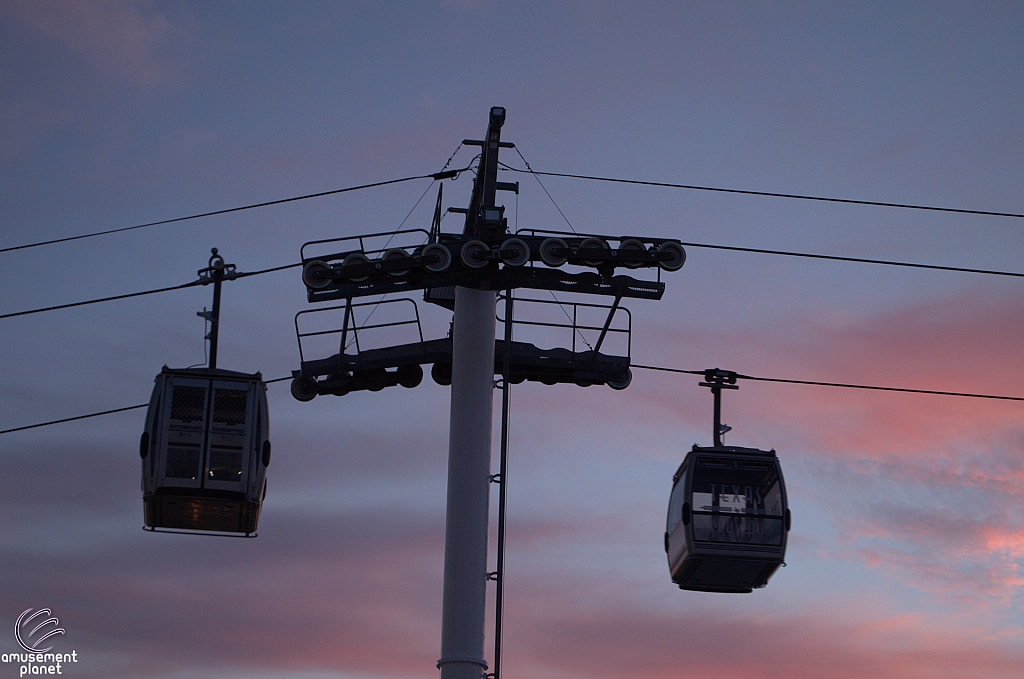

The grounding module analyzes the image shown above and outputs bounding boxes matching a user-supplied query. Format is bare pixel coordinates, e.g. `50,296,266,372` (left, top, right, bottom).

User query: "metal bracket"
699,368,739,447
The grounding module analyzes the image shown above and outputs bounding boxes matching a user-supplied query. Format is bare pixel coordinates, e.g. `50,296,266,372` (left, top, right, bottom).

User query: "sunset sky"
2,2,1024,678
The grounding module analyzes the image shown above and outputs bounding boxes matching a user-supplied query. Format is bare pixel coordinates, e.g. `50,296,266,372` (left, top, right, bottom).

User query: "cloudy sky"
2,2,1024,678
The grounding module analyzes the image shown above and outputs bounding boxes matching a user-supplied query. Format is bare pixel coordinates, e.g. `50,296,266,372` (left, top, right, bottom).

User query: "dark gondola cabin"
666,445,789,593
141,366,270,535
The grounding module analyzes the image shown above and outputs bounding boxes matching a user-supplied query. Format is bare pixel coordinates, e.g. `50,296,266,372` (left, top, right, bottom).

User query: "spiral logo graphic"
15,608,65,652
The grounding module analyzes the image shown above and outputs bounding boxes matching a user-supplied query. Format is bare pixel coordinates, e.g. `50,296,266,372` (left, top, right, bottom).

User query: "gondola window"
691,459,784,546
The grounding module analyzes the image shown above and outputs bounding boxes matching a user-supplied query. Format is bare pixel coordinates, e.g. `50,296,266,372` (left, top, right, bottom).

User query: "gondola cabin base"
666,445,789,593
144,490,261,534
141,366,270,536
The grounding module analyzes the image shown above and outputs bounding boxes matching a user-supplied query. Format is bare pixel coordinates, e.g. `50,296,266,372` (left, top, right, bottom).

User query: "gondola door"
157,376,210,490
666,460,690,573
203,380,254,494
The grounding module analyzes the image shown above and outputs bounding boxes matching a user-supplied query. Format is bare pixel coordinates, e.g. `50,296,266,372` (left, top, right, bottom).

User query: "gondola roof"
159,365,263,380
673,445,778,482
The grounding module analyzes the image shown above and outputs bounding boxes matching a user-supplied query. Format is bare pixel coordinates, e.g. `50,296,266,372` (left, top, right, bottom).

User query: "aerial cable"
506,149,594,349
5,236,1023,326
632,364,1024,402
0,169,469,256
438,142,467,175
0,404,149,435
346,177,445,350
678,240,1024,279
509,150,579,235
498,166,1024,220
0,377,291,436
0,261,301,321
5,367,1022,438
498,160,1024,279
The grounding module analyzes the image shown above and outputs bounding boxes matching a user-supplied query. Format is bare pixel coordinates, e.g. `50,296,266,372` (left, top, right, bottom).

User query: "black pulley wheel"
290,376,318,402
539,238,568,267
421,243,452,272
302,260,333,289
431,362,452,386
397,364,424,388
382,248,412,277
461,239,490,269
578,237,610,266
657,242,686,271
617,239,647,269
608,368,632,390
500,238,530,266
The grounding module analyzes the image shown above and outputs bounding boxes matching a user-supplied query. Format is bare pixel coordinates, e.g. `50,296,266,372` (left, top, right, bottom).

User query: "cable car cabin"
140,367,270,536
666,446,790,593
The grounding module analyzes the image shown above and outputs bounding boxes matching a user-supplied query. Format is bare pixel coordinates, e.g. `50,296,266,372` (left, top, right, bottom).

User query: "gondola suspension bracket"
665,368,790,593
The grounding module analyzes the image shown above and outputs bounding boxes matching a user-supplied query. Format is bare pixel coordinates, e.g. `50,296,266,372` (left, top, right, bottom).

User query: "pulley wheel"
290,376,318,402
342,253,372,282
361,368,388,392
302,260,333,289
421,243,452,272
539,238,568,267
617,239,647,269
397,364,424,388
607,368,632,390
461,239,491,269
500,237,531,266
657,242,686,271
431,362,452,386
578,237,610,266
382,248,412,277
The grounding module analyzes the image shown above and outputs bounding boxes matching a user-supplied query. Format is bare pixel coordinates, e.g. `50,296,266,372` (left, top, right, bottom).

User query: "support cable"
0,262,301,321
5,366,1021,438
504,150,596,350
0,378,290,436
509,151,578,234
1,170,470,256
632,364,1024,402
347,179,442,350
677,240,1024,279
5,216,1023,325
498,166,1024,220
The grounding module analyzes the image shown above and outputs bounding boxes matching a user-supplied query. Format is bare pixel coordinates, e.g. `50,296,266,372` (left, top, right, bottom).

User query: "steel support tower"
292,106,685,679
437,107,507,679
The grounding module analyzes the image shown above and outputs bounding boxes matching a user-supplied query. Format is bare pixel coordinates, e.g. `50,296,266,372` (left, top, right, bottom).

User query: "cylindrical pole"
208,251,224,370
439,286,497,679
712,386,722,447
492,291,513,679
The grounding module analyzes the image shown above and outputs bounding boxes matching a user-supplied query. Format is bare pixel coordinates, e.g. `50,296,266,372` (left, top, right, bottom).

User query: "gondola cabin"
141,366,270,535
666,445,789,593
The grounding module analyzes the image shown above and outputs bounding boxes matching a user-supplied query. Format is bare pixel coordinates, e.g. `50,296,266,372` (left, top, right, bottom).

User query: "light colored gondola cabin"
141,366,270,536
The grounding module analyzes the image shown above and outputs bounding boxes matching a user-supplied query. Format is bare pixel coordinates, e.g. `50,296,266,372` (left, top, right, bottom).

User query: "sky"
2,1,1024,678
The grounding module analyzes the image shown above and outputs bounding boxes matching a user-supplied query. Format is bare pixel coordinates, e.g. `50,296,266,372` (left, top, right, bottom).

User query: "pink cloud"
506,590,1024,679
504,288,1024,604
632,287,1024,455
3,0,186,87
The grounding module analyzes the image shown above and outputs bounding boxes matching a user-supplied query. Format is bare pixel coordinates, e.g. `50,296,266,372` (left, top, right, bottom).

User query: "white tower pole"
438,285,497,679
